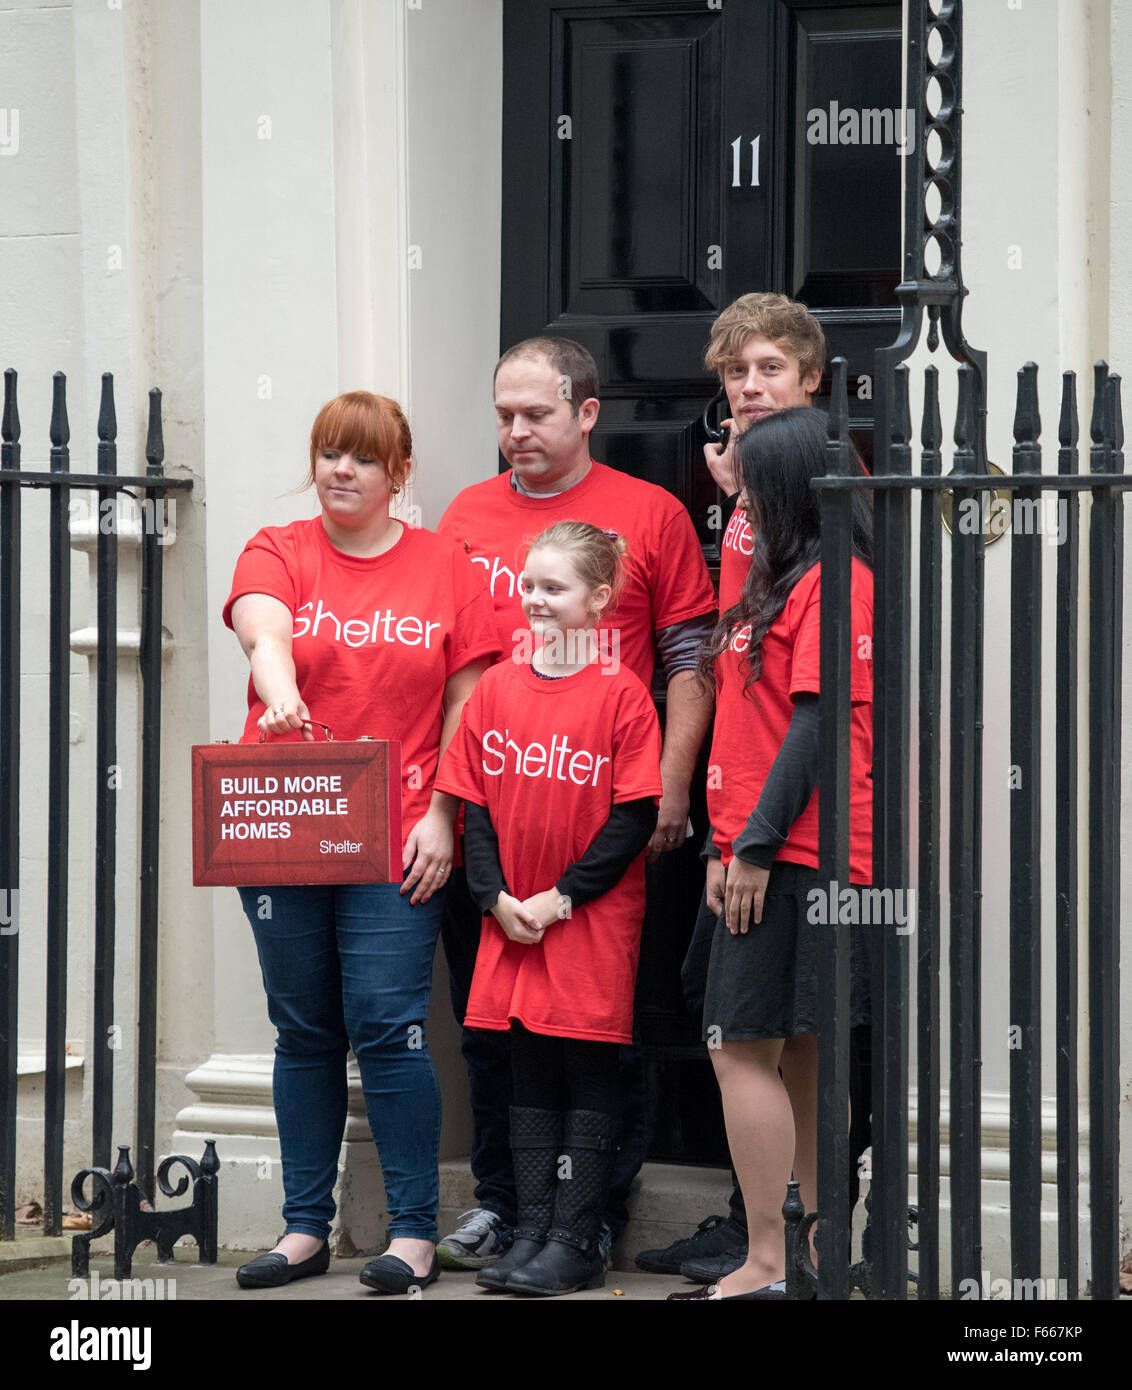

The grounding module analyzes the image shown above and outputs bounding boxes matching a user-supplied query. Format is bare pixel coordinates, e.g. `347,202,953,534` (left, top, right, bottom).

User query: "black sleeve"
555,798,658,909
731,692,820,870
463,801,509,913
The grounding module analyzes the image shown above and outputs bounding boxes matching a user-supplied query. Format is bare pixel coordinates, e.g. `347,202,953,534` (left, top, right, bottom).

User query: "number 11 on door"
730,135,761,188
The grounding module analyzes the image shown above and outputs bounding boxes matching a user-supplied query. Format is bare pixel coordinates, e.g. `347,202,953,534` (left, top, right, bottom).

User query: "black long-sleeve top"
702,691,820,869
464,798,658,914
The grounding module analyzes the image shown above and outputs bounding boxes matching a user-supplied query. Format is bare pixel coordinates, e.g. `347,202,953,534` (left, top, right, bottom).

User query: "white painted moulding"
69,627,172,656
68,513,179,551
176,1053,374,1141
17,1052,85,1076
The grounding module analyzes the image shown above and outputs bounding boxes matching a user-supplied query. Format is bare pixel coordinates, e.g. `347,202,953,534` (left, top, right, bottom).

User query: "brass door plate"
939,462,1011,545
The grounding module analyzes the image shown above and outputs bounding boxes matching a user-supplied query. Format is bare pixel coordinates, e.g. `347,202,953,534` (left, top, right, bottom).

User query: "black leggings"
510,1021,621,1117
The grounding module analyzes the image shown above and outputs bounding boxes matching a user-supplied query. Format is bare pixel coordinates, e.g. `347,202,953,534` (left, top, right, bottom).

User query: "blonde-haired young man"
703,294,825,613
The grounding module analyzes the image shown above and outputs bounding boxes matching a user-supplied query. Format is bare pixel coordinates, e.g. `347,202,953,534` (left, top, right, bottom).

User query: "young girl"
669,407,873,1302
435,521,662,1296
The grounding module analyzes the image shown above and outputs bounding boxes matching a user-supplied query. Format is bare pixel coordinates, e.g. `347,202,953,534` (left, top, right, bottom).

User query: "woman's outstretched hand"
257,695,313,742
401,806,454,904
724,856,770,935
491,893,545,945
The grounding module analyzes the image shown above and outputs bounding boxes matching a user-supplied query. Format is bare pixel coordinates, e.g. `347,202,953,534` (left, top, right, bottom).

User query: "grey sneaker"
436,1209,514,1270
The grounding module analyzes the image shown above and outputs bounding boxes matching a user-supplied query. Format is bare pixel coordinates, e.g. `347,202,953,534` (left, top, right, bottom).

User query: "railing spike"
97,372,117,444
2,367,19,444
1012,362,1040,448
894,362,912,444
826,357,851,475
201,1139,219,1177
113,1146,134,1186
828,357,848,432
1058,371,1078,452
1089,361,1108,446
954,363,975,454
1106,374,1123,461
145,388,165,474
921,364,942,453
49,371,70,449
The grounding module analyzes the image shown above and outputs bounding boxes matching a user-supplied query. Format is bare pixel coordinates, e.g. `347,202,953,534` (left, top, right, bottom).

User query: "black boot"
476,1107,563,1291
505,1109,615,1296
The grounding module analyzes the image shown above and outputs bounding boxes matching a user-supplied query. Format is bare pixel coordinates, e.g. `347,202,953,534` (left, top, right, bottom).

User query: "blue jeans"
238,881,443,1242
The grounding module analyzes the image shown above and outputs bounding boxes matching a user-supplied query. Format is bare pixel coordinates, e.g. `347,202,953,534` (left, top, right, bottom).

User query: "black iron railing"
0,369,197,1254
801,354,1125,1302
788,0,1125,1301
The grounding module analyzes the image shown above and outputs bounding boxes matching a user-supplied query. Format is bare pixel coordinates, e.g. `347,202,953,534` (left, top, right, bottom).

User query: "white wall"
199,0,342,1057
403,0,504,523
897,0,1129,1281
1104,0,1132,1275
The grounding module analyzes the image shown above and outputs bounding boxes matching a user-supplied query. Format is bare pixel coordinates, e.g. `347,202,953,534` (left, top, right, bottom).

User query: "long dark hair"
700,407,873,691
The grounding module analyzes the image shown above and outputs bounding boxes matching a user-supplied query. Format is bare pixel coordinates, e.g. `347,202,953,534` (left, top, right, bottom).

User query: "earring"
391,485,402,495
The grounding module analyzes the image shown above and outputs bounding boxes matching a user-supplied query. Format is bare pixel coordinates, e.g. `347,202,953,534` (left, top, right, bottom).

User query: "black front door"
502,0,901,1163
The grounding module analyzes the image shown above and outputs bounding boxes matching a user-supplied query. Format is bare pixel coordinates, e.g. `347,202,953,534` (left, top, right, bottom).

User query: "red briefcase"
191,722,402,887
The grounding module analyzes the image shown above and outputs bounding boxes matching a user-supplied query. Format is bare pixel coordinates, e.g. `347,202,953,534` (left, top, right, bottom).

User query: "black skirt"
702,860,873,1042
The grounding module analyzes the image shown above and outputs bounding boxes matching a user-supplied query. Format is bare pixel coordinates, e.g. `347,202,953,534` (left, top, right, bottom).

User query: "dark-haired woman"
669,406,873,1302
225,392,499,1294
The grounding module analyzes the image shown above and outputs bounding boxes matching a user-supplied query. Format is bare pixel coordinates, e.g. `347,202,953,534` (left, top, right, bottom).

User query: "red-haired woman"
224,392,499,1295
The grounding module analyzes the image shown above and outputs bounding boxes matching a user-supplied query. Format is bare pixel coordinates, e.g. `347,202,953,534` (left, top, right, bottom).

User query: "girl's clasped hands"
491,888,571,944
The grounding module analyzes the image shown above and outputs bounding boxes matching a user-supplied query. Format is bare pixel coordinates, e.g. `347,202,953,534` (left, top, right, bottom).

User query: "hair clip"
601,528,619,540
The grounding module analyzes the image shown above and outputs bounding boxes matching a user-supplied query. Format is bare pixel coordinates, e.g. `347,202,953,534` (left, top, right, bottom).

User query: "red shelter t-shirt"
436,462,716,688
718,505,754,614
435,659,663,1043
708,557,874,883
222,519,500,852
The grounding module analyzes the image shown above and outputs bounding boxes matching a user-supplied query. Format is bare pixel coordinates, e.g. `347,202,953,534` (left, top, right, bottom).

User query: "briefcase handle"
258,718,334,744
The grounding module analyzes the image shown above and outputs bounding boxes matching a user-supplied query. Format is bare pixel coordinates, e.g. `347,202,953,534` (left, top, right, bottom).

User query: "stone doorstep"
0,1244,687,1301
0,1231,74,1273
440,1158,735,1272
1,1160,735,1279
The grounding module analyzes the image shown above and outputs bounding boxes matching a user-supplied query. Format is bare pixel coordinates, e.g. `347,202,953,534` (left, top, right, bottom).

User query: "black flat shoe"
359,1251,440,1295
666,1278,787,1301
236,1241,330,1289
